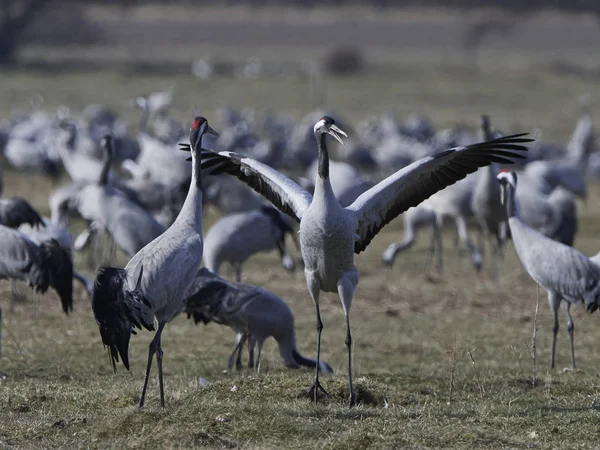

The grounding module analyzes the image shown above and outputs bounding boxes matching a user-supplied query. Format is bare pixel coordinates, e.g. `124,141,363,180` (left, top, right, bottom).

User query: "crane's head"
313,116,347,145
188,116,219,153
100,133,115,156
497,169,517,205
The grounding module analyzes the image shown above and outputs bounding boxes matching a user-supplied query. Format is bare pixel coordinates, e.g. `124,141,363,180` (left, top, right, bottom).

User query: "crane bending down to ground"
381,204,442,271
497,170,600,370
184,268,334,374
91,117,217,408
196,115,531,405
203,206,298,281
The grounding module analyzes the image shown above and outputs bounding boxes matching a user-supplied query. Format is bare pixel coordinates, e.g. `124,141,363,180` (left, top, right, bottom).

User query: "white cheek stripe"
313,119,327,134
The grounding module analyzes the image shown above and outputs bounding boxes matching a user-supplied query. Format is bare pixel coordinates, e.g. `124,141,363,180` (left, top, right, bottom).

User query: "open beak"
206,125,219,137
327,124,347,145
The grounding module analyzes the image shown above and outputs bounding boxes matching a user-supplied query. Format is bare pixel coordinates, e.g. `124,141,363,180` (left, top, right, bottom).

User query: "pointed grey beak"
327,124,347,145
206,125,219,137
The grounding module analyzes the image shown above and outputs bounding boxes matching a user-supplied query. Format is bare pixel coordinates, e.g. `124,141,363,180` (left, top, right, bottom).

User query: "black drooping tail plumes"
91,266,153,371
39,239,73,314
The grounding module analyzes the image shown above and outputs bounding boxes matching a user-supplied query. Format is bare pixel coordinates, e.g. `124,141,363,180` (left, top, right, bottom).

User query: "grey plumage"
382,204,442,271
184,268,333,374
203,206,297,281
470,116,508,284
199,115,531,405
498,170,600,370
0,225,73,314
73,134,165,259
91,117,217,408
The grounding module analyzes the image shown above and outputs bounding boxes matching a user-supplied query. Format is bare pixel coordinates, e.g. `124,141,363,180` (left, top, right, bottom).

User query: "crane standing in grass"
497,169,600,369
470,115,507,285
91,117,218,408
198,116,531,405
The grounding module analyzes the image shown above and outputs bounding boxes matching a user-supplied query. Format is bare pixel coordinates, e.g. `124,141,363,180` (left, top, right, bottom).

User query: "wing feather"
348,133,532,253
193,146,312,221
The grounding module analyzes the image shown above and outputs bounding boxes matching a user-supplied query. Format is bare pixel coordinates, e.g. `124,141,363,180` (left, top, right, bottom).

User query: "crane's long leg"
548,292,561,370
228,332,246,370
248,334,256,369
305,272,328,402
565,303,576,370
455,216,482,272
155,323,167,408
255,339,264,374
382,219,415,267
232,262,242,283
139,322,166,408
338,277,356,406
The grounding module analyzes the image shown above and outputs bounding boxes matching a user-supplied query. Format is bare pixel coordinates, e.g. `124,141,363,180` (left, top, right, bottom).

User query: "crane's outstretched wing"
190,145,313,222
347,133,532,253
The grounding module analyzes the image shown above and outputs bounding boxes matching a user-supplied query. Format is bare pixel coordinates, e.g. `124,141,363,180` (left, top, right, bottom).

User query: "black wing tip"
40,240,73,315
92,266,132,372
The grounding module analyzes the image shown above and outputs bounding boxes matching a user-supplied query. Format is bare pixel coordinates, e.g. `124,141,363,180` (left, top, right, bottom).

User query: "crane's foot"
348,392,356,407
304,379,329,403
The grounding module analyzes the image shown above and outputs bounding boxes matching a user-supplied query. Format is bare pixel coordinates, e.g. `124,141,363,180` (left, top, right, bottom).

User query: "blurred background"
1,0,600,137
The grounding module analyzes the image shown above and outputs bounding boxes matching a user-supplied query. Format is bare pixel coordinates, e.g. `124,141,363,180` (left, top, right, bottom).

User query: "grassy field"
2,19,600,446
2,174,600,449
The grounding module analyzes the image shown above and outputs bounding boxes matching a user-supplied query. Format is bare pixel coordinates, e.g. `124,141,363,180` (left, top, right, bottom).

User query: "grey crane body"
382,204,442,270
470,116,508,283
74,135,166,259
19,217,93,297
0,225,72,314
498,170,600,370
198,115,531,405
383,178,482,273
514,174,578,246
92,117,217,408
185,268,333,373
203,206,296,281
471,164,506,242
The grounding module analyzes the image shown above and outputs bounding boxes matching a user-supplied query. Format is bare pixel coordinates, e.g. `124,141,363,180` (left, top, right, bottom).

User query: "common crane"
498,170,600,370
382,204,442,271
470,115,507,285
203,206,297,281
73,134,165,260
185,268,333,374
0,225,72,324
91,117,217,408
196,115,531,405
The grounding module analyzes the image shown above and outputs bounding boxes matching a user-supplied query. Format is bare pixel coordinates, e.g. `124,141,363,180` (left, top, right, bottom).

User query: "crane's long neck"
317,133,329,179
502,184,519,219
175,148,203,231
314,132,336,203
98,149,112,186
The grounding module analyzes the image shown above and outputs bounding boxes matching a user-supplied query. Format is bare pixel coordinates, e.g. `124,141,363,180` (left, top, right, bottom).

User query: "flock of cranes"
0,87,599,409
